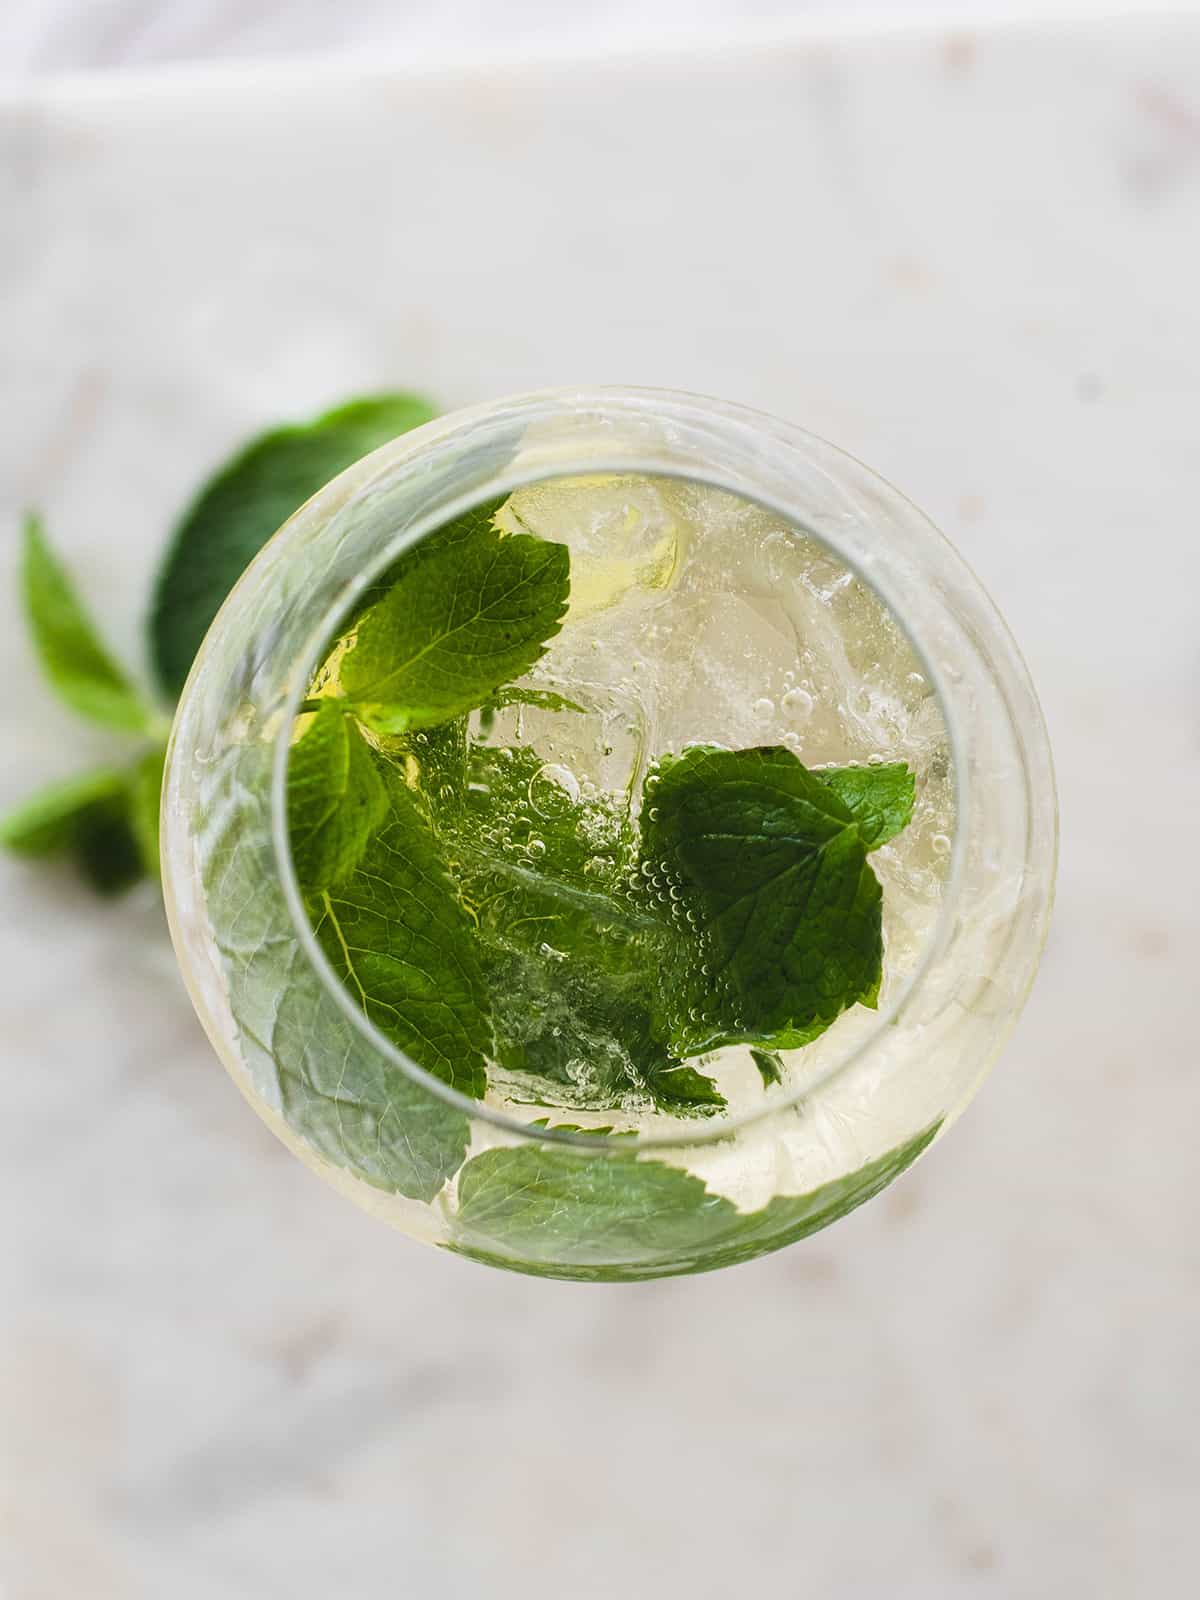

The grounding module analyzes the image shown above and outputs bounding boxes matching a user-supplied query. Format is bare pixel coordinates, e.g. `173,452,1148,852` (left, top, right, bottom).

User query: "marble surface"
6,1,1185,75
2,13,1199,1598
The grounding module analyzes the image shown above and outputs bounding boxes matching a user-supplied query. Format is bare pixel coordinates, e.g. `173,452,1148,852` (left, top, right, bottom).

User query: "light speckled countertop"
2,14,1198,1598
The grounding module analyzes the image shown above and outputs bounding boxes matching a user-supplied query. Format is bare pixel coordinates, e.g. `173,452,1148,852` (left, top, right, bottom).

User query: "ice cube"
472,674,651,819
499,474,682,618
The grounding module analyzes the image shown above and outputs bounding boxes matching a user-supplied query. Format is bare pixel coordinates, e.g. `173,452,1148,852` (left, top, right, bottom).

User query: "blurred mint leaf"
73,799,146,895
0,763,153,896
641,745,888,1047
21,514,154,733
149,392,436,697
815,761,915,852
340,499,569,734
127,743,167,876
287,702,389,892
1,768,129,856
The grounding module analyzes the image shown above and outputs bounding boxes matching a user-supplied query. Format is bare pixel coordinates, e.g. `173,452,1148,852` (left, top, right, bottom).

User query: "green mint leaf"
73,801,145,895
644,1059,727,1113
442,744,724,1117
287,703,389,891
484,686,586,716
750,1048,783,1087
642,745,885,1047
815,761,915,851
149,392,436,696
200,740,470,1201
128,744,167,875
395,717,470,820
21,514,153,732
749,1016,838,1052
528,1121,630,1138
452,1122,940,1280
456,1145,735,1275
309,765,490,1099
1,768,129,856
339,500,569,734
272,950,472,1202
1,756,162,894
474,682,584,744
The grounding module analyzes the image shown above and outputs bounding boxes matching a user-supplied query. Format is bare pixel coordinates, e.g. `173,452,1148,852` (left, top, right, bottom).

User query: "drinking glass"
162,388,1056,1280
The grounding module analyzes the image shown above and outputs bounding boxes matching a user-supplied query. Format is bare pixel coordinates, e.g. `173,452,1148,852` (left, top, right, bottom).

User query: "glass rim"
269,385,987,1152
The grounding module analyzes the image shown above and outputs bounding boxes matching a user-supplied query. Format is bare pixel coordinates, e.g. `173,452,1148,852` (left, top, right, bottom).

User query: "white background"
2,6,1199,1599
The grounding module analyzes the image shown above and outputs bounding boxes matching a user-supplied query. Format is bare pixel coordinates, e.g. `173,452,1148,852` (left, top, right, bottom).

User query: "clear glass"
162,388,1056,1281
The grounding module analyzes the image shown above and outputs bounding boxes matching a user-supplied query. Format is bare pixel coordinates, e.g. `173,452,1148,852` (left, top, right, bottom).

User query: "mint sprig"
280,485,918,1127
282,498,576,1103
288,618,913,1126
5,391,440,898
2,516,168,893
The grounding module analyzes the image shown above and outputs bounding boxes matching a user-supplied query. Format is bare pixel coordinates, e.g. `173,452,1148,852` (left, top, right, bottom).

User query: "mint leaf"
528,1121,629,1137
815,762,915,851
485,686,586,715
477,685,583,737
483,935,724,1117
401,717,470,818
644,1059,727,1113
455,1145,736,1274
150,392,436,696
73,801,145,895
200,740,471,1201
1,768,129,856
272,949,472,1202
127,744,167,875
21,515,153,732
308,765,490,1099
452,1122,940,1280
287,703,389,891
642,745,885,1047
441,744,724,1116
750,1048,783,1087
339,500,569,733
1,753,164,893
